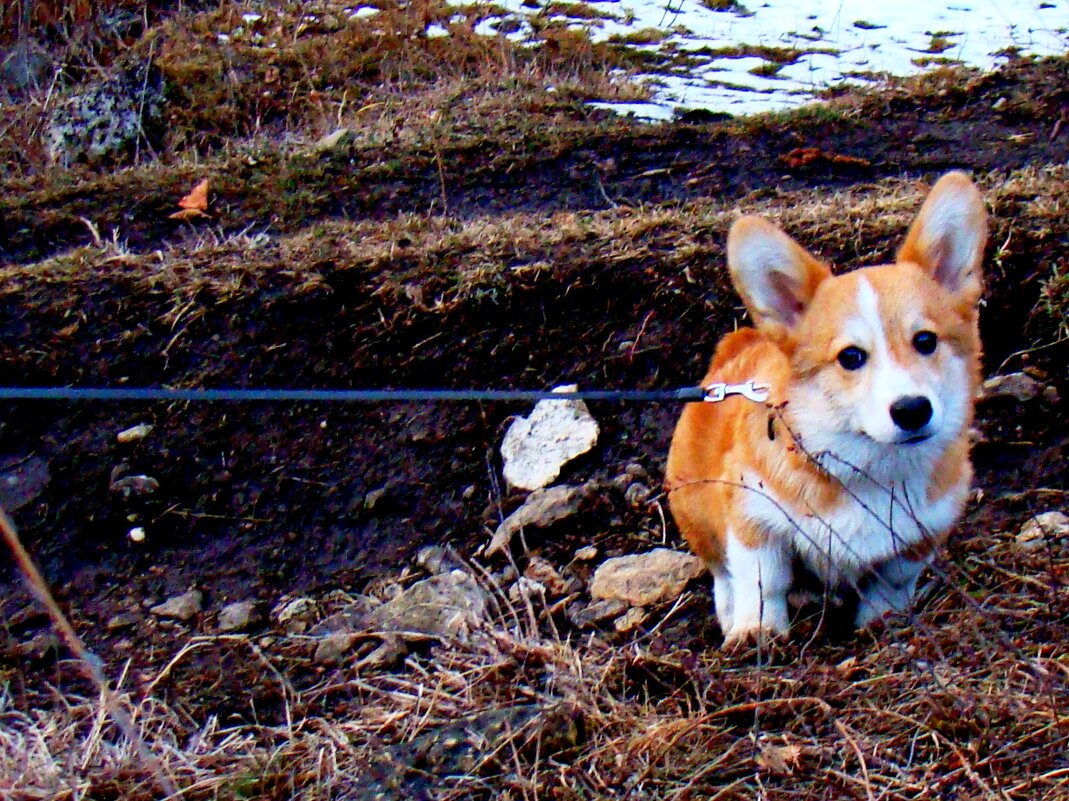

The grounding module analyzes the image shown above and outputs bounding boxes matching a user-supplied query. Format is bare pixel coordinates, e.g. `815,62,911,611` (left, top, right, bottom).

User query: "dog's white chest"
742,472,966,581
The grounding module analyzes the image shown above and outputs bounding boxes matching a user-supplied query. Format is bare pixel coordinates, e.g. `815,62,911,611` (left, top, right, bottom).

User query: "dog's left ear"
898,172,987,304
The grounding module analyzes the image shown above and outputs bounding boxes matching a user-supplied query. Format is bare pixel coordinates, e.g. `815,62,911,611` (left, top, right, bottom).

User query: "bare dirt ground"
0,3,1067,799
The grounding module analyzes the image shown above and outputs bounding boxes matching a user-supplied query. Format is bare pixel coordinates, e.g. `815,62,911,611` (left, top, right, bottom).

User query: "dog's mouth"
855,431,933,446
900,433,932,445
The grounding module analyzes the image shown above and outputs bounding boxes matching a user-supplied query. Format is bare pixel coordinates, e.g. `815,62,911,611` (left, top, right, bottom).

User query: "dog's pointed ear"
898,172,987,304
727,216,832,333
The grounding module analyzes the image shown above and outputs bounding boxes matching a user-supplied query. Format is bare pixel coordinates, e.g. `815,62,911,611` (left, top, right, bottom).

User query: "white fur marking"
856,552,931,627
721,532,791,640
853,277,941,444
742,467,966,582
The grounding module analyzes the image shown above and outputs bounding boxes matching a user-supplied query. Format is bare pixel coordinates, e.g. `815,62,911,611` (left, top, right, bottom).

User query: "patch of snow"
445,0,1069,118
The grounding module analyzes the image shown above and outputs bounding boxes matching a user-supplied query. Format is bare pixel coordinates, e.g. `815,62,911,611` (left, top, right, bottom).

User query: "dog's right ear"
727,216,832,334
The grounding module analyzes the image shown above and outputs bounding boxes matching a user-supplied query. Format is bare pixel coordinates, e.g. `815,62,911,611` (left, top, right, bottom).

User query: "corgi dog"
665,173,986,645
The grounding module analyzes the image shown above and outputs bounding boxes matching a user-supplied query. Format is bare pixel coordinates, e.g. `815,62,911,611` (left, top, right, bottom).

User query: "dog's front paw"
722,624,788,653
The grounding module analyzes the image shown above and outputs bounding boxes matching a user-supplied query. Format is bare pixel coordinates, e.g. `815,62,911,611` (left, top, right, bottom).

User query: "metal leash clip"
703,380,770,403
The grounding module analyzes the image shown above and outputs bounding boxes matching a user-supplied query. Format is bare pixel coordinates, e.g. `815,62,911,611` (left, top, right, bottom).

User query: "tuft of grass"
699,0,752,14
699,42,837,65
749,60,785,78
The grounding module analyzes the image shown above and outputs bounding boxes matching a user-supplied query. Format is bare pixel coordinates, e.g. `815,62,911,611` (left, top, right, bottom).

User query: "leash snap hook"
703,380,770,404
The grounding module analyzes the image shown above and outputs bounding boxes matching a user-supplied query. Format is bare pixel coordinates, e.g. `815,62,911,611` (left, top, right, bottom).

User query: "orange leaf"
169,178,211,222
178,178,210,212
168,207,210,222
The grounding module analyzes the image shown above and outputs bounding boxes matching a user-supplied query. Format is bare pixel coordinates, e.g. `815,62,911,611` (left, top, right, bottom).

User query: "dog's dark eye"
837,346,868,371
913,331,938,355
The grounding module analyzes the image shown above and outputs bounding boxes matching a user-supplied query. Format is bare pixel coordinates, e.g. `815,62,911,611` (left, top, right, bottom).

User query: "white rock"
1015,511,1069,553
508,576,547,603
128,526,146,543
591,548,705,607
500,385,599,491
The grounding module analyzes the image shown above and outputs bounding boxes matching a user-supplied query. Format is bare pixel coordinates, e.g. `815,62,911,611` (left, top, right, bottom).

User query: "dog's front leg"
719,533,791,646
855,552,931,628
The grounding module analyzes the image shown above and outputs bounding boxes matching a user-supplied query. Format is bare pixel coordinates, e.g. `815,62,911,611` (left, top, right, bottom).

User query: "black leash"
0,381,772,405
0,386,708,403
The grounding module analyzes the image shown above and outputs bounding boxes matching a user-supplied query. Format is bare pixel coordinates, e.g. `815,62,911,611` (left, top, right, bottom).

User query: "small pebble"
117,423,153,444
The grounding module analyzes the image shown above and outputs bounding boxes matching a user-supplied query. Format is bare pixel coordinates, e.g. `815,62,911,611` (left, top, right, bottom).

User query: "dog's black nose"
890,396,933,432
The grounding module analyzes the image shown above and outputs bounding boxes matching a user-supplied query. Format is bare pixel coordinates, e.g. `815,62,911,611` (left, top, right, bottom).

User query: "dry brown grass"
5,165,1067,337
4,533,1067,800
0,0,650,179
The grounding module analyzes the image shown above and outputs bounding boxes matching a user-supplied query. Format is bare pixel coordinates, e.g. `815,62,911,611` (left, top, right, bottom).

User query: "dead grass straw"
0,503,179,797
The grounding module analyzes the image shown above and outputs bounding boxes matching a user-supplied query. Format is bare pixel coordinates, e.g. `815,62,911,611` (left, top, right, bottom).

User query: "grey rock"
416,544,465,575
364,485,391,512
981,372,1057,403
364,570,488,641
150,590,203,622
356,634,408,670
612,463,650,492
487,482,596,556
106,611,141,631
1,40,52,92
314,631,359,665
275,597,320,634
109,474,160,498
567,598,629,628
623,481,651,507
47,61,164,166
16,632,61,660
356,704,580,800
590,548,704,607
0,456,50,512
217,601,261,632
